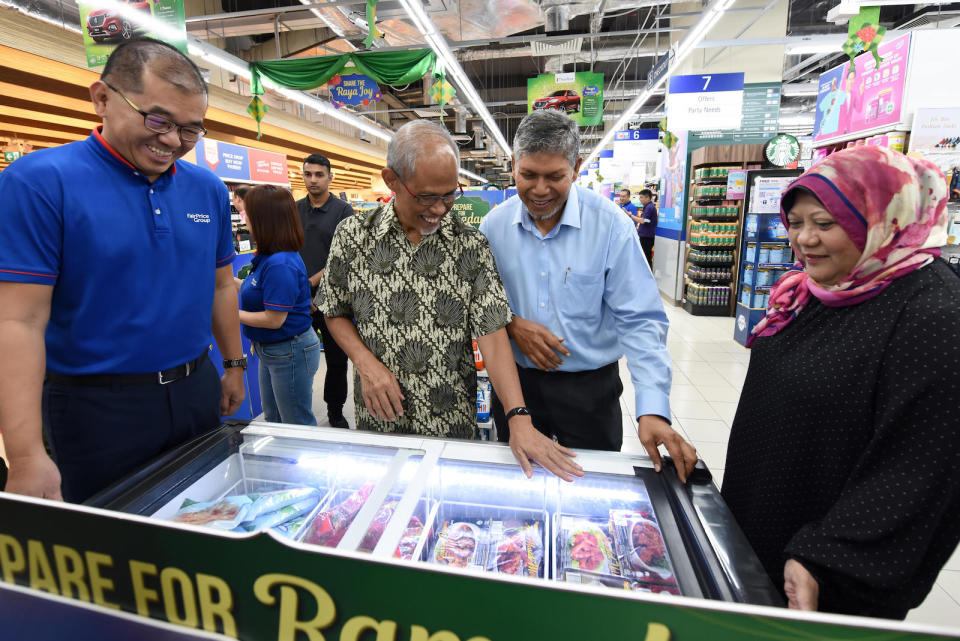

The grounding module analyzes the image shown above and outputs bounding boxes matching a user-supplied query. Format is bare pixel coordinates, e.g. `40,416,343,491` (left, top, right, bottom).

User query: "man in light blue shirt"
480,110,697,482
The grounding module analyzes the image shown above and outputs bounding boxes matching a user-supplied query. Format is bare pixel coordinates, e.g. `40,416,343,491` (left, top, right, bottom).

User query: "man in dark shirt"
636,189,658,266
296,154,355,427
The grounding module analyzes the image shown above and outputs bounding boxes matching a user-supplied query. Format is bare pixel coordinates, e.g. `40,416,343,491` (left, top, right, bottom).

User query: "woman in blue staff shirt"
238,185,320,425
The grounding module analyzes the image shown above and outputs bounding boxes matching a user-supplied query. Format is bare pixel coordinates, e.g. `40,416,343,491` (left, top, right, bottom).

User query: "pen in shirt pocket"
563,266,570,284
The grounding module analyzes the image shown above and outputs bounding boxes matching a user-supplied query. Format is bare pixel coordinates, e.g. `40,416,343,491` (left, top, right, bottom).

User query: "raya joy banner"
78,0,188,68
527,72,604,127
813,33,911,143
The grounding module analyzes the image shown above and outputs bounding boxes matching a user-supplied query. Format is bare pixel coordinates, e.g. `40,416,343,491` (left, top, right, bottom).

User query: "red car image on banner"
532,90,581,114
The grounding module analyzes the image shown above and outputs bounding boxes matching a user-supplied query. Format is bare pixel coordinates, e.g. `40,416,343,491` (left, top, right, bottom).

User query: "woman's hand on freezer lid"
637,415,698,483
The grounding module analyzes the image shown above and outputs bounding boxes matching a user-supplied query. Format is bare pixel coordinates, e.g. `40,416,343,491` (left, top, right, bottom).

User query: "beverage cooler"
87,420,780,606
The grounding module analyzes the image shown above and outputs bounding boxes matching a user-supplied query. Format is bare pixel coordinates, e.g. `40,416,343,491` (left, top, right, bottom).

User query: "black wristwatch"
223,357,248,370
505,406,531,421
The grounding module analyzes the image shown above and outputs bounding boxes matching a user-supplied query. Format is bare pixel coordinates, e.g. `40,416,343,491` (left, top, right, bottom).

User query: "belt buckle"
158,361,191,385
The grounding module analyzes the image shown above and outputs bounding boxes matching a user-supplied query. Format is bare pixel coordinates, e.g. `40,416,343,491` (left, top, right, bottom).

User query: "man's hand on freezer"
5,451,62,501
637,415,698,483
508,418,584,482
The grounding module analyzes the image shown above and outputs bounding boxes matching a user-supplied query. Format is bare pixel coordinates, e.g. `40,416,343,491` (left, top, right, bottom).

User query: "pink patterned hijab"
748,146,949,346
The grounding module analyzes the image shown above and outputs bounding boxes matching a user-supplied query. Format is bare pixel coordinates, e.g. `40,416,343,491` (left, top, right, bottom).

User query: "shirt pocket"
558,270,603,319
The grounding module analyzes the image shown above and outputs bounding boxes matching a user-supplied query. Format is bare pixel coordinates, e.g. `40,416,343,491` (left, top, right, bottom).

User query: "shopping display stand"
682,145,764,317
733,169,802,346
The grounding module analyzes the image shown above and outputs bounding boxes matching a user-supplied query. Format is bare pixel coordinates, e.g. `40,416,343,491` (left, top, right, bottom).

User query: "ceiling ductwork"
544,4,570,32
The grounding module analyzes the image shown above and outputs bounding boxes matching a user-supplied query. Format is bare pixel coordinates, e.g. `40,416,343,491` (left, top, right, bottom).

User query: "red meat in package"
394,516,426,560
358,500,398,552
302,482,374,547
432,521,487,569
609,509,680,595
488,520,543,578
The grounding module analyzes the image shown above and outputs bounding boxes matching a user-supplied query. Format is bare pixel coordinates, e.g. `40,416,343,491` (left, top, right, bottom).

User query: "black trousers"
639,236,655,267
313,310,348,416
42,357,222,504
491,362,623,451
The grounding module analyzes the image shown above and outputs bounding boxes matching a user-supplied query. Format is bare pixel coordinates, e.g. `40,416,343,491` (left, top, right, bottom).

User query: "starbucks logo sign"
765,133,800,167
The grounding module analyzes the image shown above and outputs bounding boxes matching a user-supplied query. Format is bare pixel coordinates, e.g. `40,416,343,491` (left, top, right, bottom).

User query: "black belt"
46,352,208,387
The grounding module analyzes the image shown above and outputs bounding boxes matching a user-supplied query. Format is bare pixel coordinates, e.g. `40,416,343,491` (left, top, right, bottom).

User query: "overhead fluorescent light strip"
585,0,735,165
396,0,512,158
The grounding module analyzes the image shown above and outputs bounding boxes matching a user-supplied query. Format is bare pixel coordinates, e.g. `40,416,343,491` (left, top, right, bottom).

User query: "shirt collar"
90,126,178,180
516,183,583,234
368,199,463,243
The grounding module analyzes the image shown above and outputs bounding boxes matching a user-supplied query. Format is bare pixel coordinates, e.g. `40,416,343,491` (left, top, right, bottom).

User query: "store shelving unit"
733,168,803,345
682,145,764,317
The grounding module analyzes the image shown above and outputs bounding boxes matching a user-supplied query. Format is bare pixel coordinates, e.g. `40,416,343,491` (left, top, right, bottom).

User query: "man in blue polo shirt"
0,38,245,503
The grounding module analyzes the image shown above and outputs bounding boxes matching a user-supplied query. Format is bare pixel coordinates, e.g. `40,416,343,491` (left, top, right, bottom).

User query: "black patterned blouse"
316,202,512,438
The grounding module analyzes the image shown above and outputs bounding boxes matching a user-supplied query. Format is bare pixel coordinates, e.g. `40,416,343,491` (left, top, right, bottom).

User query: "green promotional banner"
0,495,954,641
451,194,503,228
78,0,188,68
527,72,604,127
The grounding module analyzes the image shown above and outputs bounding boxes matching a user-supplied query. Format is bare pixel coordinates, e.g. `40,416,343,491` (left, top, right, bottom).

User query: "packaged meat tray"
302,482,375,547
609,509,680,595
358,499,398,552
171,487,322,532
394,516,427,561
559,516,617,576
432,520,488,570
487,520,544,578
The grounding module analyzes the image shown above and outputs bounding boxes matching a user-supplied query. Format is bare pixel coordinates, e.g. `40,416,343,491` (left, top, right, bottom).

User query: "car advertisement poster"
813,33,911,143
527,72,604,127
78,0,188,68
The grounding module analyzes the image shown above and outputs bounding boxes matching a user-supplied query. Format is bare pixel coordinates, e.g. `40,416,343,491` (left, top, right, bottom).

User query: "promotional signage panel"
0,494,949,641
909,107,960,173
667,73,745,132
328,70,383,109
78,0,188,68
453,191,506,227
527,72,604,127
813,33,911,143
658,130,689,233
647,50,672,90
192,138,289,185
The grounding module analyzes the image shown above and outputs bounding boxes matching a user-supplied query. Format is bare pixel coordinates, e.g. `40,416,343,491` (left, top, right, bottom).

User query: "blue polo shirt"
0,129,235,374
239,251,313,344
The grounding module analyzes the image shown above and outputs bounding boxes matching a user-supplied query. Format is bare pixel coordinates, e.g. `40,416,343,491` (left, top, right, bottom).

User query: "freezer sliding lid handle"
635,458,713,484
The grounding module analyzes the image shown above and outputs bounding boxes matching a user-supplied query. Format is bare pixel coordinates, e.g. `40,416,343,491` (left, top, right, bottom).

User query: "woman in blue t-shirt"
238,185,320,425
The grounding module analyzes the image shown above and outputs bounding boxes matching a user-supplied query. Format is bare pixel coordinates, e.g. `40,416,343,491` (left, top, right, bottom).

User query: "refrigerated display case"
88,420,780,606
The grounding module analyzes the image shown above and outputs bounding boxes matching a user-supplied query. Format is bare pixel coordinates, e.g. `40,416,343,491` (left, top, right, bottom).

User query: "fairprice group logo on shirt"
187,213,212,223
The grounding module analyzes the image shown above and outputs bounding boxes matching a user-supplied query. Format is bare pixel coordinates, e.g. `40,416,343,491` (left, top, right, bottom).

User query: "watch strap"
505,406,530,420
223,357,248,370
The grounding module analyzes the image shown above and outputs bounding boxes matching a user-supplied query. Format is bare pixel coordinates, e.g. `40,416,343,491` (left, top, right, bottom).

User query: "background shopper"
722,146,960,619
636,189,658,266
0,38,244,503
240,185,320,426
296,154,354,428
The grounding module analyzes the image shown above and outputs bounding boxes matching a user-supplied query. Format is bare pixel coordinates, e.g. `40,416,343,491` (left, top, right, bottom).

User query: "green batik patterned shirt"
315,201,512,438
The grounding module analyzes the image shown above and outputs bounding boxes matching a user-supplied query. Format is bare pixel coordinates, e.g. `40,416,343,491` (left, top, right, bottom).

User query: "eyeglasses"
103,81,207,143
392,170,463,208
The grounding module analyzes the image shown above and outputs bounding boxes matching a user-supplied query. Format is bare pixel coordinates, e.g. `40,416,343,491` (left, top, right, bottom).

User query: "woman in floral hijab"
722,146,960,619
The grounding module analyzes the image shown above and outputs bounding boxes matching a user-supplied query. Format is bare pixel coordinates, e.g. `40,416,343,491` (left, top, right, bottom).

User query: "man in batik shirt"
316,121,582,481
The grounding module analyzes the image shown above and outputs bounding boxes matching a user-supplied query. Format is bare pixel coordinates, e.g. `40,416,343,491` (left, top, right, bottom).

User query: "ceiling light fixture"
395,0,512,158
584,0,735,165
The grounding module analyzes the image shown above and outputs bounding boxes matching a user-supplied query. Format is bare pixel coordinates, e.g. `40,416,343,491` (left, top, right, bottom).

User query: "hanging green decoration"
246,96,268,139
363,0,382,49
428,59,456,122
842,6,886,73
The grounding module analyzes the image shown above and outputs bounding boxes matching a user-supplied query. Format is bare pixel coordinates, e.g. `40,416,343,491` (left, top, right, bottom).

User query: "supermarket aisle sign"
666,73,744,131
192,138,289,185
0,494,949,641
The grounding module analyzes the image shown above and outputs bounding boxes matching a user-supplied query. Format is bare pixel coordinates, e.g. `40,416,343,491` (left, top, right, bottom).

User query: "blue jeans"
253,329,320,426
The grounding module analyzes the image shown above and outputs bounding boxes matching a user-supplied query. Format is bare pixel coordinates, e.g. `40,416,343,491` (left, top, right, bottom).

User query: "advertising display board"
813,33,911,143
527,72,604,127
78,0,187,68
192,138,289,186
909,107,960,174
657,131,689,234
689,83,782,145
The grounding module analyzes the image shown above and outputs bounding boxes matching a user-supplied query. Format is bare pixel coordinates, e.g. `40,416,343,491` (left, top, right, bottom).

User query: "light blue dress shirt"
479,184,672,422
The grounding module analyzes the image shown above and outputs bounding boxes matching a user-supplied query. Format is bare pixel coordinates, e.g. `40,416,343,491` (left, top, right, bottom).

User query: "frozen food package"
560,516,617,575
171,496,253,530
432,520,487,570
242,487,322,521
488,520,544,578
609,509,680,595
237,496,319,533
394,516,426,560
358,500,399,552
302,482,375,547
274,516,309,539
